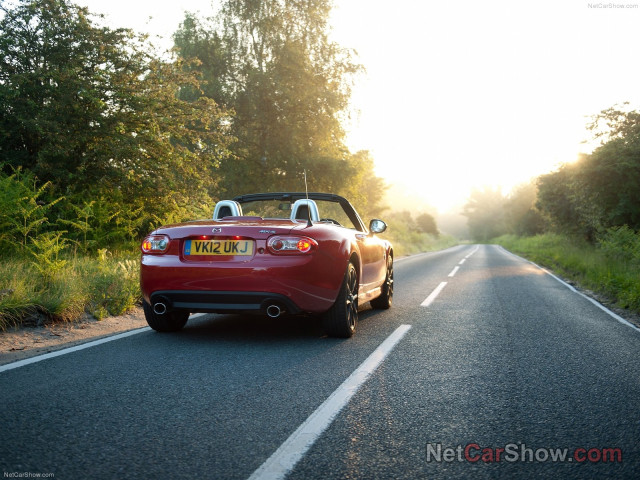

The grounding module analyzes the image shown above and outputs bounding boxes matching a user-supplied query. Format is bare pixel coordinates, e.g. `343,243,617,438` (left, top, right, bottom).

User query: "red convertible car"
140,192,393,338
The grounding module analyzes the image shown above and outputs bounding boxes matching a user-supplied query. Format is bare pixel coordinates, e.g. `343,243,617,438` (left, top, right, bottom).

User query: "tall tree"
331,150,387,218
536,160,602,241
172,0,377,210
416,212,439,237
0,0,233,221
580,106,640,230
537,105,640,239
504,181,546,236
462,187,507,242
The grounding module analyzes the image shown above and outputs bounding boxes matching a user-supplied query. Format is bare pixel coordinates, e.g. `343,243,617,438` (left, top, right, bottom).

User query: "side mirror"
369,219,387,234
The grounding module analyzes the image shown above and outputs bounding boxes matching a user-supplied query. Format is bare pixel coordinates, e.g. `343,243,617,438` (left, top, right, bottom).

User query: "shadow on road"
169,304,380,344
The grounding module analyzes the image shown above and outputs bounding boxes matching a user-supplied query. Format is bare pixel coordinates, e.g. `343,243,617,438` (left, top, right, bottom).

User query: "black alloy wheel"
323,261,359,338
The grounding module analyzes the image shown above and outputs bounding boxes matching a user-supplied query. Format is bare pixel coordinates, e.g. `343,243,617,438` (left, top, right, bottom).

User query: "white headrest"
213,200,243,219
290,199,320,222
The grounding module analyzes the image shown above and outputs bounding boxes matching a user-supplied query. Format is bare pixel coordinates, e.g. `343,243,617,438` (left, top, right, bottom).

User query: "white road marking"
465,246,479,259
247,324,412,480
0,313,209,374
448,266,460,277
421,282,448,307
0,327,151,374
497,246,640,334
458,258,466,265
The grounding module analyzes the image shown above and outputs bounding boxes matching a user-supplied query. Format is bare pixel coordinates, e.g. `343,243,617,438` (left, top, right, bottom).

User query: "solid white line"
0,327,151,374
458,258,466,265
448,266,460,277
421,282,448,307
534,263,640,333
497,246,640,334
247,324,412,480
0,312,211,374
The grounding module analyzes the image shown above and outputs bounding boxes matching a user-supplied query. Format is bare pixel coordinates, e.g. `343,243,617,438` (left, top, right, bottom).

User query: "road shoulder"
0,308,147,366
2,246,639,367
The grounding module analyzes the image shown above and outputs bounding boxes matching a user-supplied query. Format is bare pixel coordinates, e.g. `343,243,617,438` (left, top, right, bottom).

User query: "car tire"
323,262,358,338
142,301,189,332
370,254,393,310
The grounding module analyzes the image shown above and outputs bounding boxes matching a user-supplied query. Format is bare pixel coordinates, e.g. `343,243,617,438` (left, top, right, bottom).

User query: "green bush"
0,252,141,331
0,261,38,329
598,225,640,264
82,252,141,320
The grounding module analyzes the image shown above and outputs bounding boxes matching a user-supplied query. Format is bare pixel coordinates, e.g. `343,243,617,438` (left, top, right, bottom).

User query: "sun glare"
75,0,640,213
330,0,639,213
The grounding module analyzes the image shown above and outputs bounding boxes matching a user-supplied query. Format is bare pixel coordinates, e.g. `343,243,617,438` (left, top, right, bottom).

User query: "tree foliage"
416,213,439,237
463,105,640,243
462,182,546,242
537,105,640,240
172,0,385,216
504,181,546,236
462,187,507,242
0,0,233,224
0,0,385,260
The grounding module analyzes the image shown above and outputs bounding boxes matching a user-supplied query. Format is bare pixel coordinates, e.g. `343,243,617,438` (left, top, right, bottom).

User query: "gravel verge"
0,308,147,366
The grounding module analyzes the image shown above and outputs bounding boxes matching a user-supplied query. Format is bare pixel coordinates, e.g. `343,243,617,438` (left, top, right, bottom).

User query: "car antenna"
304,169,312,227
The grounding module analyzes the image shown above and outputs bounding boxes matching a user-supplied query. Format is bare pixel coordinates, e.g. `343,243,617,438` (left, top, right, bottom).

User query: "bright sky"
76,0,640,212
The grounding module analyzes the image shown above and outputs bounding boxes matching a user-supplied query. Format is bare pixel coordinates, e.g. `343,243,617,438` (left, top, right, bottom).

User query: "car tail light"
267,236,318,254
142,235,170,254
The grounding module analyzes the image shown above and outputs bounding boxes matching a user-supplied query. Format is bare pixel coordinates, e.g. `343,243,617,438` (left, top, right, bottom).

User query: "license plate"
184,239,253,256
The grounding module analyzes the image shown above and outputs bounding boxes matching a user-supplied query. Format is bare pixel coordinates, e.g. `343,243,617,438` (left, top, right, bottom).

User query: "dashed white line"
465,246,479,259
247,324,412,480
421,282,448,307
458,258,466,265
448,266,460,277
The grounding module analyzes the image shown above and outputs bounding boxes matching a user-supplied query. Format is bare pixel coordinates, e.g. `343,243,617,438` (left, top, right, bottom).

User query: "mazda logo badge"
212,227,222,233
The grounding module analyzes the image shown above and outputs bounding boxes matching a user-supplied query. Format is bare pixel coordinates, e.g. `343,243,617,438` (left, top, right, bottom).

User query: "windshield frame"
233,192,367,232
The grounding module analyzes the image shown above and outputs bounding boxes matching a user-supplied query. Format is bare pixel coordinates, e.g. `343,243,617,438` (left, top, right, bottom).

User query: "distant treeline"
462,105,640,244
0,0,386,258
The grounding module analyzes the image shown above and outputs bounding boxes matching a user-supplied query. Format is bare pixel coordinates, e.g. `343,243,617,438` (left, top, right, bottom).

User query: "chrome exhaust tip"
153,302,167,315
266,305,282,318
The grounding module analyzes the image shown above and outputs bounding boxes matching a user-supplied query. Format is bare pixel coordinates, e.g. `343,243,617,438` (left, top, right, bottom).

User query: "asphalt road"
1,245,639,479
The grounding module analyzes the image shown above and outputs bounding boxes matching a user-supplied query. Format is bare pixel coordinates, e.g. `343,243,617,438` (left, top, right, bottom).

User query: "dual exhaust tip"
152,299,285,318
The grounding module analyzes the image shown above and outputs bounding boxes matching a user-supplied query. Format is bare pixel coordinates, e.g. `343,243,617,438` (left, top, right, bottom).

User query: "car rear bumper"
149,290,302,315
140,253,346,314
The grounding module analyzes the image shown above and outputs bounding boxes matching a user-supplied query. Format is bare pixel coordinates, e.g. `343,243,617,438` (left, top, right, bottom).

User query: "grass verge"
0,230,459,331
493,233,640,314
0,252,140,331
